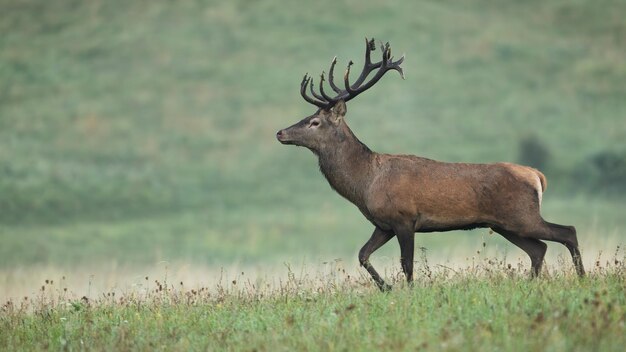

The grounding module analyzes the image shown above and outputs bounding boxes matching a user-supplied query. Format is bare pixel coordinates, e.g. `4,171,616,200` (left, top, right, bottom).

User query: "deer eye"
309,119,321,128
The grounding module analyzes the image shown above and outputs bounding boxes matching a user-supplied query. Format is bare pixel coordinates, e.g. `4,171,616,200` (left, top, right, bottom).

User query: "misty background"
1,0,625,299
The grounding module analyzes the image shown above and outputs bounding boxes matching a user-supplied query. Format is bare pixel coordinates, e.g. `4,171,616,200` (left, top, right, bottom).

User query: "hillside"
1,0,625,267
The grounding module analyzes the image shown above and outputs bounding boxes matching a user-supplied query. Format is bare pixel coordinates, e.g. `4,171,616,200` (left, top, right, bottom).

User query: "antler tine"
327,57,343,94
351,37,383,89
308,77,327,103
390,54,405,79
380,42,391,65
364,37,374,66
319,71,335,102
344,60,355,95
300,74,327,108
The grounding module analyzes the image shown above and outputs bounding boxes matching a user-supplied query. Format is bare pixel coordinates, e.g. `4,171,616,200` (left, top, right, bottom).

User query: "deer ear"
332,100,347,119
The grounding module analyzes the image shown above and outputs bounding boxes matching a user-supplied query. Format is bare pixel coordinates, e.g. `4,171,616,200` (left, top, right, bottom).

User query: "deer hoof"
379,283,392,292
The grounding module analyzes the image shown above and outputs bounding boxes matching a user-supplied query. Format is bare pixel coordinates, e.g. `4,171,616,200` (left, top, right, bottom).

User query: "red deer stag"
276,38,585,291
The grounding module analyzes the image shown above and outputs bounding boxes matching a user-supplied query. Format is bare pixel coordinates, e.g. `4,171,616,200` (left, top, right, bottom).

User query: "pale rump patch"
499,163,545,208
535,174,543,208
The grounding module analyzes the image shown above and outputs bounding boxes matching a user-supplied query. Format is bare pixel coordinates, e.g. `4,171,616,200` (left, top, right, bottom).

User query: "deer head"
276,38,405,153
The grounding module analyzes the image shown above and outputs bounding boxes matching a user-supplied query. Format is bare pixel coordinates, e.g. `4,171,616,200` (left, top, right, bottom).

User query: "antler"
300,38,405,110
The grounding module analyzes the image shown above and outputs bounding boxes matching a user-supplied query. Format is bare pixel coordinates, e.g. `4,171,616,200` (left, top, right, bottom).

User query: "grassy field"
2,260,626,351
1,0,626,349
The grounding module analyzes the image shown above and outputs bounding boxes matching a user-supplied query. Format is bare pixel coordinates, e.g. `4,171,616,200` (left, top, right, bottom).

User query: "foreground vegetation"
2,258,625,351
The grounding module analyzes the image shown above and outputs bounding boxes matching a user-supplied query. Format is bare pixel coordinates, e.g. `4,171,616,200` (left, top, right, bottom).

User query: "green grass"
2,261,625,351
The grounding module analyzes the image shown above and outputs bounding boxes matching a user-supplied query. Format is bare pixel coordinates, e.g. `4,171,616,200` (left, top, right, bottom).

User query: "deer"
276,38,585,291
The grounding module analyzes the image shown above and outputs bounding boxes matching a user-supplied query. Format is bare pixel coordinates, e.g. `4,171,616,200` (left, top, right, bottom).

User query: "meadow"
1,0,625,349
2,259,626,351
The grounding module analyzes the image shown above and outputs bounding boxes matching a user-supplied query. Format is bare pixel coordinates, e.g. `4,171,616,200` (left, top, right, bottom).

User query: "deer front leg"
395,228,415,284
359,227,395,291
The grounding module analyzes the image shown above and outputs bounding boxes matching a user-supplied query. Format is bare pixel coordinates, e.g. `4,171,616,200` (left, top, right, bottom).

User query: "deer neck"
316,125,374,205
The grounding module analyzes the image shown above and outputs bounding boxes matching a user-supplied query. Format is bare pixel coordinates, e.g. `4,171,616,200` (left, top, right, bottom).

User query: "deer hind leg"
493,227,547,277
511,219,585,277
359,227,395,291
536,221,585,277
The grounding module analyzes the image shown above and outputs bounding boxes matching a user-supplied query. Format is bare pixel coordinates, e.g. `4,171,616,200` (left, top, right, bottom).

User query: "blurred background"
1,0,625,299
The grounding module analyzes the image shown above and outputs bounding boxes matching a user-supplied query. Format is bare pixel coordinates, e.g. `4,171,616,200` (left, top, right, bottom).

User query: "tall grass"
1,0,625,273
2,251,625,351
